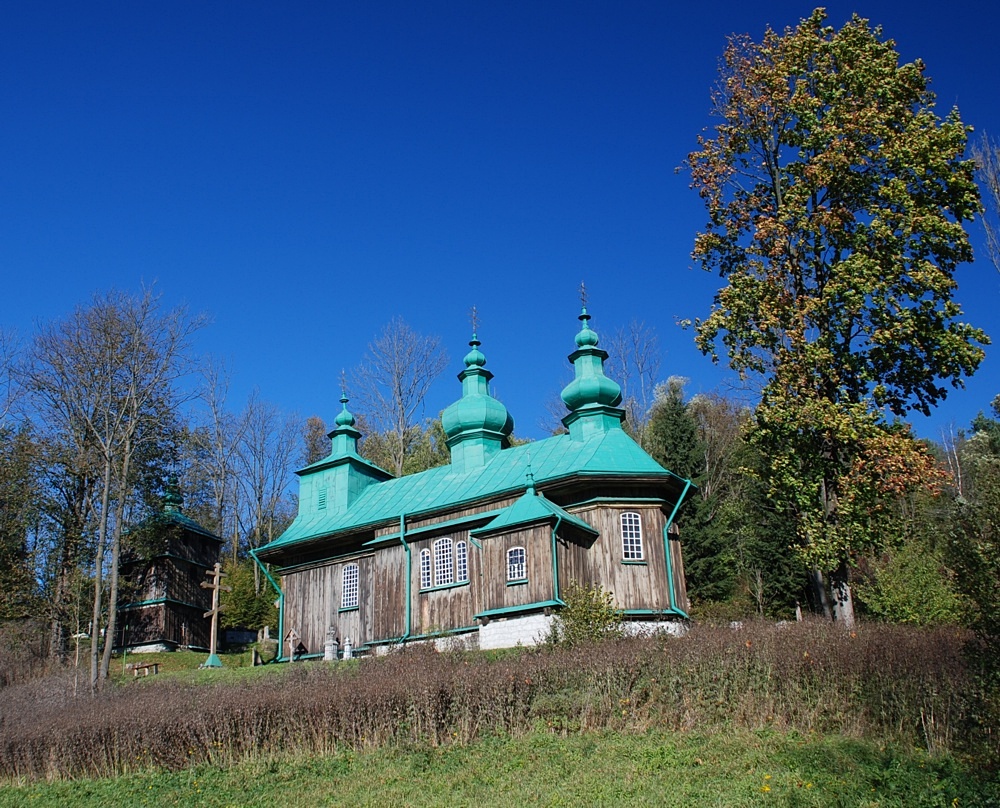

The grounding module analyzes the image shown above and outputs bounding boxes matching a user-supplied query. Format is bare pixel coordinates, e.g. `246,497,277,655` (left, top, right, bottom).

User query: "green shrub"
548,581,623,646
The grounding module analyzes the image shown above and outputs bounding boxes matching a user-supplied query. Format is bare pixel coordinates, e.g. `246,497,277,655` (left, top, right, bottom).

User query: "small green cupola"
293,392,392,516
560,307,625,440
328,393,362,458
163,475,183,514
442,333,514,472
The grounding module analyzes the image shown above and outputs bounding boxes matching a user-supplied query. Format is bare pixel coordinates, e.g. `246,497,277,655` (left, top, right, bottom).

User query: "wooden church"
116,481,223,653
254,308,693,658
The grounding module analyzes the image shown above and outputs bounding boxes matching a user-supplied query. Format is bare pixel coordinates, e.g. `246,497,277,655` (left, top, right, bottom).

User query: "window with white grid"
621,512,644,560
455,541,469,583
342,563,359,609
419,549,432,589
433,537,454,586
507,546,526,581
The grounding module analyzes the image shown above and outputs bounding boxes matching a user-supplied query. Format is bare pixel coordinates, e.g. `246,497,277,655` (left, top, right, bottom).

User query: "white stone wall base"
479,613,554,650
124,642,172,654
622,620,688,638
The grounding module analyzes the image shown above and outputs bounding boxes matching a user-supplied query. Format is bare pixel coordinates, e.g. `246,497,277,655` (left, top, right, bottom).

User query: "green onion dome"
560,308,623,412
442,335,514,441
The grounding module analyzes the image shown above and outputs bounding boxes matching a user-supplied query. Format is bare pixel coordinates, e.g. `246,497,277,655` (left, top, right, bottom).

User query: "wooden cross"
285,628,300,662
201,562,231,668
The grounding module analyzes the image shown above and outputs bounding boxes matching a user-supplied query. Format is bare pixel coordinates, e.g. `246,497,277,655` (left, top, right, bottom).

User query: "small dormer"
297,394,392,515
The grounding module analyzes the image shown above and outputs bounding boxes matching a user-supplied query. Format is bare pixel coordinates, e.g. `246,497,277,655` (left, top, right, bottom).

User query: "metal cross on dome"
579,281,588,309
469,305,480,337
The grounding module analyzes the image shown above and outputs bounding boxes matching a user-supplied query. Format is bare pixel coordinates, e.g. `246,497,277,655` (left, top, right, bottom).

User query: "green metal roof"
258,308,693,560
471,484,598,538
258,425,683,556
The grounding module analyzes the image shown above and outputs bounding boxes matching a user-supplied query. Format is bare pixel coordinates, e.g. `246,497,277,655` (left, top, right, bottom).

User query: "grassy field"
1,728,994,807
1,622,997,805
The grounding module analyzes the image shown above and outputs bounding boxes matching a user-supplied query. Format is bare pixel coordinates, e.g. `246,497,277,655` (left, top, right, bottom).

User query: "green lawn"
2,728,995,807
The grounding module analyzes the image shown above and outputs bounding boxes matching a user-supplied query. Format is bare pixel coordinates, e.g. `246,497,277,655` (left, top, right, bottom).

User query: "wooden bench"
131,662,160,677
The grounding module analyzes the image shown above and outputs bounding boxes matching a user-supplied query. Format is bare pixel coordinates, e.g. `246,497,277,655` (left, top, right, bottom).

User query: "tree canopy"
688,9,987,621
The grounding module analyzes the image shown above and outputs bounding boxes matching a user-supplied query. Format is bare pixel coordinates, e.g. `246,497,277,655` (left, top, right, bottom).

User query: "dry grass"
0,620,995,783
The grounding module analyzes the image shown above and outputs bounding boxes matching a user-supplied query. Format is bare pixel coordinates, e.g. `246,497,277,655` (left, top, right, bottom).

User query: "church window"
456,541,469,583
419,549,432,589
433,538,454,586
507,546,526,581
342,563,359,610
621,512,643,560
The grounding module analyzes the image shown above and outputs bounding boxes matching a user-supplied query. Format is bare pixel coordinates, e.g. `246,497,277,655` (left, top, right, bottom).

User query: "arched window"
455,541,469,583
419,549,432,590
621,512,643,560
342,563,359,609
507,546,526,581
433,537,455,586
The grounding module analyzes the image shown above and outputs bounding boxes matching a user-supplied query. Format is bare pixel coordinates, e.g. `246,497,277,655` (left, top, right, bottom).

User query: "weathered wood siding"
667,526,688,611
163,559,213,613
119,601,210,649
411,529,476,635
558,504,676,611
277,490,689,652
283,546,408,653
475,526,554,614
370,544,406,640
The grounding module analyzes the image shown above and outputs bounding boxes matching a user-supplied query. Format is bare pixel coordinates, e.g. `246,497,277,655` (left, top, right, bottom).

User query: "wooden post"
201,562,231,668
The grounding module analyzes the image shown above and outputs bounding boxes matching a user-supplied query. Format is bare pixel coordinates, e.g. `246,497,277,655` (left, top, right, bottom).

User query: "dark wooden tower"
116,480,223,652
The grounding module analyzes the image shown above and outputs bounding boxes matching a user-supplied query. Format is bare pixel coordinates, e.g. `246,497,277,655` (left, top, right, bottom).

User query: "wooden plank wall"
410,529,476,635
164,559,213,612
280,496,688,651
474,526,554,614
120,602,211,649
284,548,408,653
558,504,673,611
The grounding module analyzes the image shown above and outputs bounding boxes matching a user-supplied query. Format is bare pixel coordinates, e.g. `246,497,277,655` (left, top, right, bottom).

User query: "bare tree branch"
350,318,448,476
973,133,1000,272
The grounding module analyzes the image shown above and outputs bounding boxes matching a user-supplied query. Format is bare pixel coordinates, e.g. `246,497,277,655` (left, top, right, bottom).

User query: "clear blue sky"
2,1,998,444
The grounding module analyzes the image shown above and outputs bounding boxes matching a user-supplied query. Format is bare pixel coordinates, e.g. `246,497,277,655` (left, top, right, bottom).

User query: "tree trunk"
90,456,113,692
829,560,855,629
809,568,833,619
100,441,132,680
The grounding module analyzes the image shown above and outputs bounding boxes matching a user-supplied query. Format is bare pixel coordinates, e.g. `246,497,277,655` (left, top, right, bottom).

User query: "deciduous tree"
605,320,661,447
350,318,448,477
27,288,204,686
688,9,986,625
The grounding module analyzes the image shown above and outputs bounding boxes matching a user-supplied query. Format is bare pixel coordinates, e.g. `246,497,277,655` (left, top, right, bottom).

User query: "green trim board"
419,580,470,594
118,596,206,611
622,608,689,618
474,599,564,620
272,549,375,575
367,508,507,545
571,496,671,507
360,624,480,651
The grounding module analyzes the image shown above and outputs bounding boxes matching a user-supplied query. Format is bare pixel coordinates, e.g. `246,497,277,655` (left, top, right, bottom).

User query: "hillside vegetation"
0,621,997,804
